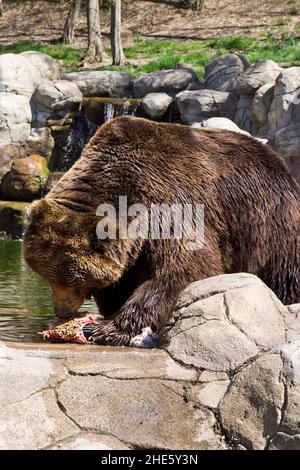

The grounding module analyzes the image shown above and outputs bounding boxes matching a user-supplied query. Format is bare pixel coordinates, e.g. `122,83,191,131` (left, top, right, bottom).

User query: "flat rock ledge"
1,273,300,450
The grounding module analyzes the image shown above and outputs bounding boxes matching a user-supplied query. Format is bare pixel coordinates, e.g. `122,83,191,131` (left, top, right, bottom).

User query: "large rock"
24,127,55,161
32,80,82,126
251,83,274,129
0,200,29,239
132,68,200,99
0,53,41,96
0,154,49,202
141,92,172,119
279,341,300,436
20,51,59,81
57,375,223,449
0,144,26,177
274,123,300,159
61,71,132,98
205,53,249,92
0,94,31,145
219,354,284,449
1,271,300,450
176,89,237,124
237,60,282,96
234,95,254,133
268,67,300,134
164,273,286,371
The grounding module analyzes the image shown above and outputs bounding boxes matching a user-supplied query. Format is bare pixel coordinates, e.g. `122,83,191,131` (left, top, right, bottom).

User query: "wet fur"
23,116,300,346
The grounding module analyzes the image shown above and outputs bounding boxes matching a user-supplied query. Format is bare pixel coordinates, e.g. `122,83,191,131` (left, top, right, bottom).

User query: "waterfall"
103,103,115,122
50,98,141,173
61,111,97,172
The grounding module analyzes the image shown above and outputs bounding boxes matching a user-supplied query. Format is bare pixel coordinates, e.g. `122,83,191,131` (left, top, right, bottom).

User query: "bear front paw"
88,320,131,346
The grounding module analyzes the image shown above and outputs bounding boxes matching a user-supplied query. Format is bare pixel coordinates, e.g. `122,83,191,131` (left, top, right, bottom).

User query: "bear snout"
51,283,85,319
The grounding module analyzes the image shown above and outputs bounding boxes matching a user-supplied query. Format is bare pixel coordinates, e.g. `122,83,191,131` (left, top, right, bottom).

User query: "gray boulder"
0,94,32,145
176,89,237,125
251,83,274,129
24,127,55,160
32,80,82,126
237,60,282,96
220,354,284,449
234,95,254,133
20,51,59,81
268,67,300,134
0,53,41,96
141,92,172,119
274,123,300,159
33,80,82,114
61,71,132,98
205,53,249,92
165,273,286,370
132,68,200,99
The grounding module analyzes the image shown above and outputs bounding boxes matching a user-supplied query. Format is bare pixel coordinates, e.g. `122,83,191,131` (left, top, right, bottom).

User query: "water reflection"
0,240,98,342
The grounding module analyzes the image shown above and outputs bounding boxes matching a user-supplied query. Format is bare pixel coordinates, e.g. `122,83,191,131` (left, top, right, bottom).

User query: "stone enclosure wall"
1,273,300,450
1,51,300,208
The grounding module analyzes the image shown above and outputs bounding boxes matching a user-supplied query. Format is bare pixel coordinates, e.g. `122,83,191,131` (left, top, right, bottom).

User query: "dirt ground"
0,0,299,47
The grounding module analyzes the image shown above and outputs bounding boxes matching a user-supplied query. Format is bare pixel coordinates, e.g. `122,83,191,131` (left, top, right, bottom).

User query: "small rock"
0,155,49,202
141,93,172,119
194,117,251,136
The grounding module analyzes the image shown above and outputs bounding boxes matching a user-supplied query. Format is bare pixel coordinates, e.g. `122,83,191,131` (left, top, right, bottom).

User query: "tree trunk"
111,0,126,66
0,0,3,17
86,0,103,63
63,0,81,44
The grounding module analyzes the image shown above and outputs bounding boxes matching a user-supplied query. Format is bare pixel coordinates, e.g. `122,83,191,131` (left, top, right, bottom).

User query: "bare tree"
85,0,103,63
63,0,82,44
111,0,126,65
0,0,3,17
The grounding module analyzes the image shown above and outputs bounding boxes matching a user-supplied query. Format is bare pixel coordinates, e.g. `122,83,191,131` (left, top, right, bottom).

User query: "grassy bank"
1,35,300,79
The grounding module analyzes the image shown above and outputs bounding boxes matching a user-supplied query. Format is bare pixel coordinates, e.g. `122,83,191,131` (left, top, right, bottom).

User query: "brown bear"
23,116,300,346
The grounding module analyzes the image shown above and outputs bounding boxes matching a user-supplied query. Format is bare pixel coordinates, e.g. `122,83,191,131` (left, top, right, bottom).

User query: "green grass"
0,40,85,68
1,35,300,80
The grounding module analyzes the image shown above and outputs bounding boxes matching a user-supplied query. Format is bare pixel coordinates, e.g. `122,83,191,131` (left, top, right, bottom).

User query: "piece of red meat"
39,312,98,344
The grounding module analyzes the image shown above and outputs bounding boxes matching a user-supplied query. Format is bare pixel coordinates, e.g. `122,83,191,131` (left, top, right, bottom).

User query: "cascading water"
50,98,142,174
61,111,97,172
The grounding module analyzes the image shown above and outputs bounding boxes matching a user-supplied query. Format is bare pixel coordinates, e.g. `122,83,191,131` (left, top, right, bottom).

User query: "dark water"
0,240,98,343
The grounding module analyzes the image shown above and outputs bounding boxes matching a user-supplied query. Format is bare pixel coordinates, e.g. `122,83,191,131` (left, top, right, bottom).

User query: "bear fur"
23,116,300,346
